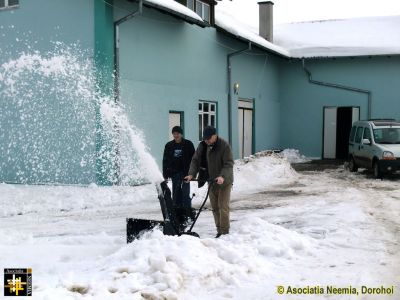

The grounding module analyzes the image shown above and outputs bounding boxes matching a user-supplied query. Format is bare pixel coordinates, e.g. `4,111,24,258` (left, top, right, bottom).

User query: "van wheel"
349,157,358,172
373,161,383,179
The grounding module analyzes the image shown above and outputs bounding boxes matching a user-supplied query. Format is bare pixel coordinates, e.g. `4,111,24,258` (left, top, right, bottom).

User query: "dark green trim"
169,110,185,136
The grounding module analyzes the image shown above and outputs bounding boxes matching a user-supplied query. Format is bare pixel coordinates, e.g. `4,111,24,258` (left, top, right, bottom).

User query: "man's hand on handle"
184,175,223,184
184,175,193,183
216,176,224,185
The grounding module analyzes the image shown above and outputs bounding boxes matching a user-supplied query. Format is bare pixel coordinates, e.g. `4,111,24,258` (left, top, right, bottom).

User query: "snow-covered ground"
1,153,399,299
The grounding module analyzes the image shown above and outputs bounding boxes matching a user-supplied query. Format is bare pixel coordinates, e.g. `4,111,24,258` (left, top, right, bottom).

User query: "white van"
348,120,400,178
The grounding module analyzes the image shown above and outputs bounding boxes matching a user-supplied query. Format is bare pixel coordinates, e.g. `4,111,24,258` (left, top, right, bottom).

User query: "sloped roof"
214,9,290,57
274,16,400,58
144,0,400,58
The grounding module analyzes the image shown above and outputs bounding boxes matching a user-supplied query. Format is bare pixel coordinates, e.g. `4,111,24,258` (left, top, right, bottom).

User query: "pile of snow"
233,152,297,194
79,217,312,299
279,149,311,164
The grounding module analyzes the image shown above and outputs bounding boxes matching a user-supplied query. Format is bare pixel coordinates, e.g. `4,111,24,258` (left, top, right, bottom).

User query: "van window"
363,127,372,141
349,126,356,142
355,127,364,143
373,128,400,144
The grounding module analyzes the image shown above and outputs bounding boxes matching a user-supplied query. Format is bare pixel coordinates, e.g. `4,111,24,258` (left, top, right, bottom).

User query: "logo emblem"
4,268,32,296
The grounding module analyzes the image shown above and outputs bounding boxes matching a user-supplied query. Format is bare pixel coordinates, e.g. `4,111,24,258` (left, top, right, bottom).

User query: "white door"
323,107,337,159
352,107,360,124
323,106,360,159
238,100,253,158
169,112,182,140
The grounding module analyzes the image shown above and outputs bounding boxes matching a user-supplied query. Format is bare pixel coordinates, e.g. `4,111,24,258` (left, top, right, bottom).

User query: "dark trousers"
171,172,191,208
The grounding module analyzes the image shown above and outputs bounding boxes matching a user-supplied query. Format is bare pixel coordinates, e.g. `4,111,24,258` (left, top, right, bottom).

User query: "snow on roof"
274,16,400,58
214,9,290,57
144,0,204,24
144,0,400,58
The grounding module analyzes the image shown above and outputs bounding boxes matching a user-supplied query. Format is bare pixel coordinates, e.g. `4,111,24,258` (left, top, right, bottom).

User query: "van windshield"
373,128,400,144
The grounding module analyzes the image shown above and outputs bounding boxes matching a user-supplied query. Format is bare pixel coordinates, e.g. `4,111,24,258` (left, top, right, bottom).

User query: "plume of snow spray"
0,45,162,185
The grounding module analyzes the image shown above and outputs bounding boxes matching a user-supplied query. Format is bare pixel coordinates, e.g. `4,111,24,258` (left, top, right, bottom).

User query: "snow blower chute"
127,180,212,243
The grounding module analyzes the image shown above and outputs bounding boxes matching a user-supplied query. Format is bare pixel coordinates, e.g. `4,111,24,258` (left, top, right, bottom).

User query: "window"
363,127,372,141
355,127,364,144
0,0,19,10
373,128,400,144
195,1,202,17
187,0,210,23
202,3,210,23
186,0,194,11
199,101,216,141
349,126,356,142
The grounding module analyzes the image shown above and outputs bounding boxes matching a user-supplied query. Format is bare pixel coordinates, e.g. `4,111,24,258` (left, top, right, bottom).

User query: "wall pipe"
302,58,372,119
227,42,252,145
111,0,143,184
114,0,143,102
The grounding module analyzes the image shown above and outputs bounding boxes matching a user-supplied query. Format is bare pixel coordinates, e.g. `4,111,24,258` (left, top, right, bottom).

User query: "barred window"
198,101,216,141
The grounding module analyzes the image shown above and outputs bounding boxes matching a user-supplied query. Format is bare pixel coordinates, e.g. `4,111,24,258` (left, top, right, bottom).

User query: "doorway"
169,111,184,140
323,106,360,159
238,99,254,158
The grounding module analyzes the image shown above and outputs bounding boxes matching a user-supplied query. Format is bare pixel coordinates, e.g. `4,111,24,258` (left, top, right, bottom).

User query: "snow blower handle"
183,177,219,184
186,178,216,233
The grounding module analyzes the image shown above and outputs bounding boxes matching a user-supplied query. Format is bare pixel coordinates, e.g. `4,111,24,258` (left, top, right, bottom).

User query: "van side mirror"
362,138,371,145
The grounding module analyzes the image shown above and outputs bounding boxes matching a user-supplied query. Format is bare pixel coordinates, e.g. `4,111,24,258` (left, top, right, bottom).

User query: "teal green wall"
279,56,400,158
114,0,283,166
231,54,282,155
0,0,97,184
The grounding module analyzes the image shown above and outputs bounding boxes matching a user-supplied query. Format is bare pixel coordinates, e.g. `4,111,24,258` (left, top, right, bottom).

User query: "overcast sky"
217,0,400,25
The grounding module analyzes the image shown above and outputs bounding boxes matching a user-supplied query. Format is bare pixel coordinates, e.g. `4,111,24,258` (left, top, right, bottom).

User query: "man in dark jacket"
185,126,234,238
162,126,195,212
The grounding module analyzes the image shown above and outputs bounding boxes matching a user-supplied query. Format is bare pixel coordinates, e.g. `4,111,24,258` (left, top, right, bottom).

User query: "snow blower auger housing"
127,180,211,243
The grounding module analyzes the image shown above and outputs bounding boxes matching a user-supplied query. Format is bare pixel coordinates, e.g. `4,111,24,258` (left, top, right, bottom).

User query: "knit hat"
202,126,216,140
171,126,183,134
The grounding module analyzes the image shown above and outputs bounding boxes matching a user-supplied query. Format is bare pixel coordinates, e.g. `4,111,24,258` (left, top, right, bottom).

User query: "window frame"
349,126,357,143
362,127,372,141
187,0,210,23
198,100,217,141
186,0,194,11
354,127,364,144
0,0,19,10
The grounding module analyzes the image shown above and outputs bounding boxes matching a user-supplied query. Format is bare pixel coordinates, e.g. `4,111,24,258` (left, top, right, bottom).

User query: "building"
0,0,399,185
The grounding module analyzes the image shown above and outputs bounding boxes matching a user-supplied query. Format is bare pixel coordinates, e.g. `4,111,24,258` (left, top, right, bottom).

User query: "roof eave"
294,53,400,60
214,25,290,58
143,1,208,28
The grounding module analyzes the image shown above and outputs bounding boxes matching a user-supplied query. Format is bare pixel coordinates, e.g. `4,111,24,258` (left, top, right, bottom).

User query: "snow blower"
127,180,213,243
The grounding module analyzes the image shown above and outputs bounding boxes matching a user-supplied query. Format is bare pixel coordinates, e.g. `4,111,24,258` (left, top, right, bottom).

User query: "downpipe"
112,0,143,184
114,0,143,102
302,58,372,119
